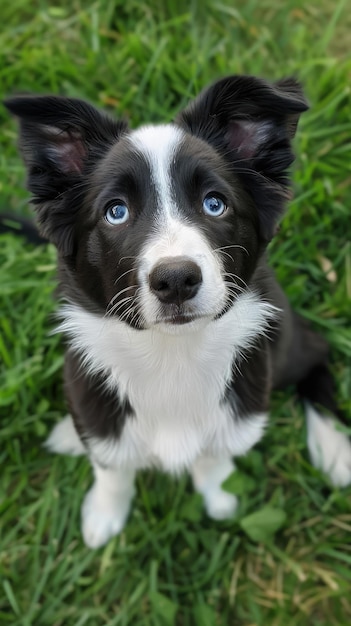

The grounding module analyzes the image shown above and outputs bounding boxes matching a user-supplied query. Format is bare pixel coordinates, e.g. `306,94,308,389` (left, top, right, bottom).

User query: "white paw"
328,453,351,488
307,405,351,488
81,485,132,548
45,415,86,456
204,490,238,521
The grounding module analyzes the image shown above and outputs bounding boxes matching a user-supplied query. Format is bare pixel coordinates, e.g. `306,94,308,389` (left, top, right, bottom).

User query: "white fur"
89,411,267,474
191,455,238,520
56,291,274,473
129,124,184,221
129,125,228,328
306,404,351,487
81,463,135,548
45,414,86,456
130,124,226,332
138,218,227,329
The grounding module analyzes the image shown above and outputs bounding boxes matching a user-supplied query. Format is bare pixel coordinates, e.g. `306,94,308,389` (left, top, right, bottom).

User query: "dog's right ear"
4,95,128,255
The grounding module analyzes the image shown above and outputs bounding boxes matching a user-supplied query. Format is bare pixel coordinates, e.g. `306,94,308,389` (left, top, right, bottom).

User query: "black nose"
149,257,202,305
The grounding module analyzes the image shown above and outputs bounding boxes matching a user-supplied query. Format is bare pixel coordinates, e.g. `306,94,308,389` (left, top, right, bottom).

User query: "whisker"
107,284,138,309
117,306,134,324
121,304,143,329
105,295,134,318
107,294,136,315
117,288,142,325
113,267,138,286
223,273,248,288
215,249,235,262
213,244,249,256
117,255,138,266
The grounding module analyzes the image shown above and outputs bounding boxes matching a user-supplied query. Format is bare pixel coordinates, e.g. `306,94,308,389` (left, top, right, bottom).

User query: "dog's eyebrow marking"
129,124,184,220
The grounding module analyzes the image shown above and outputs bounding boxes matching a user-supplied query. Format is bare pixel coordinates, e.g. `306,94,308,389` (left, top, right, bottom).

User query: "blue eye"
202,195,226,217
105,202,129,225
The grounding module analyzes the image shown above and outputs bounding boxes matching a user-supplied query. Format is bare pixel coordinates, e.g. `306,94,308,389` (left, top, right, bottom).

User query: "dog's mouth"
154,303,214,328
158,313,199,325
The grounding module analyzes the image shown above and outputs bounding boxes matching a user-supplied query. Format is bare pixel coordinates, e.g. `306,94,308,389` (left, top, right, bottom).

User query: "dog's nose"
149,257,202,305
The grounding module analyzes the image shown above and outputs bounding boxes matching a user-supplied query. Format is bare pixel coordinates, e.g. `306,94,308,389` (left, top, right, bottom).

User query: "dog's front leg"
60,352,136,547
81,462,136,548
191,455,238,520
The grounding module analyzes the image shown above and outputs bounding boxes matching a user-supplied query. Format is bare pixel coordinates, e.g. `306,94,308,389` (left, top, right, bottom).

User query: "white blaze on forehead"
129,124,227,325
129,124,184,217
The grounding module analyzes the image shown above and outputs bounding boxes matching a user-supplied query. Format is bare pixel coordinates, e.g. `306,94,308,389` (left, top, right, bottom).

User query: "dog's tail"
297,363,351,487
0,212,47,244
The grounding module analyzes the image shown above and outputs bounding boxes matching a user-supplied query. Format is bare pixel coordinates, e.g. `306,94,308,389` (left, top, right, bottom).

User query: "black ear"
4,95,128,254
177,75,308,240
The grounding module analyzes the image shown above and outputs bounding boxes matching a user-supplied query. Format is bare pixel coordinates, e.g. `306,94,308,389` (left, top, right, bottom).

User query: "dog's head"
5,75,307,332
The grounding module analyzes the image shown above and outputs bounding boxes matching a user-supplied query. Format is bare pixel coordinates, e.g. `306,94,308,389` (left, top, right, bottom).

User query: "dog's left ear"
177,75,308,240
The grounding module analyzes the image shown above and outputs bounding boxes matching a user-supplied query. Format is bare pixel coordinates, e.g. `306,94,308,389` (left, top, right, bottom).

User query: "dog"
5,75,351,548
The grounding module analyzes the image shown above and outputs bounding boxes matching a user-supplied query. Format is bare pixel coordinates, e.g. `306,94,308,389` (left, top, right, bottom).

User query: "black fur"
4,95,128,255
64,351,134,444
177,75,308,240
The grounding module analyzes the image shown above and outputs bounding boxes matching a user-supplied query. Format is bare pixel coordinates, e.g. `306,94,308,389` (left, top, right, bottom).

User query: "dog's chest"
101,326,236,471
92,334,267,471
60,299,272,471
89,323,266,472
111,327,232,414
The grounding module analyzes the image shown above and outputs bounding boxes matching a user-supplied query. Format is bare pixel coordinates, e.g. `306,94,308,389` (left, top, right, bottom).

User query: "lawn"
1,1,351,625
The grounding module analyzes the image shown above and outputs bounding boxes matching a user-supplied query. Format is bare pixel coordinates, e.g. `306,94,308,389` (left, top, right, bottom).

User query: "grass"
1,1,351,624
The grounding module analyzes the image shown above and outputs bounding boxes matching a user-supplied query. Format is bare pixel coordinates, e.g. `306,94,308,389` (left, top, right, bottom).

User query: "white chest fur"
58,292,274,472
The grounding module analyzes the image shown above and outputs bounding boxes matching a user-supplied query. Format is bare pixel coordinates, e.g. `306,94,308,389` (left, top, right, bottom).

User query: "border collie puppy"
5,75,351,548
